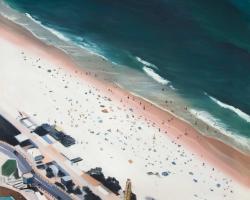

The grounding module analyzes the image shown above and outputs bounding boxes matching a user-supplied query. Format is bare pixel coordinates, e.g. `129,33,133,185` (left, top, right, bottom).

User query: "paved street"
0,142,72,200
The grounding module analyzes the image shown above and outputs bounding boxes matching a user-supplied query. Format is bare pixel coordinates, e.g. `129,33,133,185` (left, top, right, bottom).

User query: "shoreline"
1,0,249,154
0,13,250,199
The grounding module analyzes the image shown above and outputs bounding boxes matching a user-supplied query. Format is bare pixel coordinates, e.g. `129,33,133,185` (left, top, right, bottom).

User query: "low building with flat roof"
34,124,75,147
48,164,59,176
61,176,72,186
22,172,34,185
53,143,82,163
15,133,29,143
27,147,44,161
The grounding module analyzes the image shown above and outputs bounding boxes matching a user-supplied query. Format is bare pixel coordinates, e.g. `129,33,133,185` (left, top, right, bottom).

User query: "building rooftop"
34,124,75,147
53,143,80,162
41,134,55,144
22,172,33,179
34,124,51,136
49,164,59,175
27,147,43,158
20,118,36,130
61,176,72,182
15,133,29,143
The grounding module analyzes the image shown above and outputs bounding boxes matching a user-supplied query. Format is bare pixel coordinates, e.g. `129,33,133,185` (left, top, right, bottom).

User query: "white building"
15,133,29,143
48,164,59,176
61,176,72,186
53,143,82,163
22,172,34,185
27,148,44,161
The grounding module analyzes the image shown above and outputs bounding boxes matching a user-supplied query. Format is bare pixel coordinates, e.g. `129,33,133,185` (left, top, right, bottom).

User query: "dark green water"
3,0,250,141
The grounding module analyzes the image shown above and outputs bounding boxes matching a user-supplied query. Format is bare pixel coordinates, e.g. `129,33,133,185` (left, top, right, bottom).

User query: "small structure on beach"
124,179,137,200
17,111,37,130
34,124,75,147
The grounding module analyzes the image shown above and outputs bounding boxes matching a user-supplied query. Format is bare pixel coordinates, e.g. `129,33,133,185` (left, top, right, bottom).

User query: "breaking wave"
190,108,227,131
205,93,250,123
25,13,109,61
25,13,71,42
142,66,170,85
135,56,158,69
189,108,249,147
24,13,174,87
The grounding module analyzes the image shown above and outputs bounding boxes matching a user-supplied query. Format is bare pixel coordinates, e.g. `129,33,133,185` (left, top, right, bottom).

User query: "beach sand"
0,15,249,200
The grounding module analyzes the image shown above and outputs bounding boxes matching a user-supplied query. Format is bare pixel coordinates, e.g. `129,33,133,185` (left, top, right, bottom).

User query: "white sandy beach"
0,16,250,200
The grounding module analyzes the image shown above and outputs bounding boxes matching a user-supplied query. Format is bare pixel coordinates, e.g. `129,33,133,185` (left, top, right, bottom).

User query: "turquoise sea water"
2,0,250,146
0,197,15,200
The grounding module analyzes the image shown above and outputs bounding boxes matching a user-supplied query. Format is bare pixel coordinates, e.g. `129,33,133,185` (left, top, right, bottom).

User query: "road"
0,142,72,200
33,174,72,200
0,108,120,200
0,142,31,173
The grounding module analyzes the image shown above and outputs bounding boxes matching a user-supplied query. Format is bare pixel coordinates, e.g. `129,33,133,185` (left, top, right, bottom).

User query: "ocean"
1,0,250,150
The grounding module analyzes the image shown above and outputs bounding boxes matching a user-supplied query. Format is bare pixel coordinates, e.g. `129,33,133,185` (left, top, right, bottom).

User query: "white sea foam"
169,85,176,90
24,13,171,86
25,13,71,42
190,109,226,131
0,12,17,21
25,12,110,62
142,66,169,85
205,93,250,123
44,27,71,42
86,48,108,61
76,42,109,61
137,56,175,88
136,56,158,69
189,108,249,147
